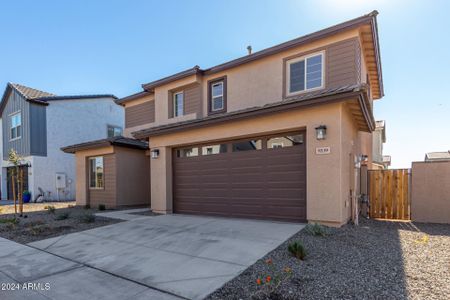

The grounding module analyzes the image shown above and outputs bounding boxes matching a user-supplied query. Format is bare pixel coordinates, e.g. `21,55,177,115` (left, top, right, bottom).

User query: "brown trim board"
207,76,227,115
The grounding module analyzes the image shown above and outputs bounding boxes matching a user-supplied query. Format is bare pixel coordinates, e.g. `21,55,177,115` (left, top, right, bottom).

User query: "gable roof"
61,136,149,154
0,83,118,115
11,83,55,100
134,11,382,100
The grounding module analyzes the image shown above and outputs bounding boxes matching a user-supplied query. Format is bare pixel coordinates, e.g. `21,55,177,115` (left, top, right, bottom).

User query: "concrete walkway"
4,214,303,299
0,237,182,300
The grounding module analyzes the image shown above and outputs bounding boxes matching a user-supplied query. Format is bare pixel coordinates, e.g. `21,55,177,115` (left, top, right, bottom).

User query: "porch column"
150,146,173,214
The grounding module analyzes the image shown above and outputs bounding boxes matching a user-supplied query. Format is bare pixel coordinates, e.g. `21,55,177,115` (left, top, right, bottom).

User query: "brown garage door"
173,131,306,222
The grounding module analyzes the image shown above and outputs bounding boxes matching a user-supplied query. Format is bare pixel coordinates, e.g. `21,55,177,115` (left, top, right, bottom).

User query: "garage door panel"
173,131,306,222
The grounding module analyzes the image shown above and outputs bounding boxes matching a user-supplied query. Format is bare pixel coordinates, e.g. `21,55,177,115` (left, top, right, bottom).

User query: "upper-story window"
107,125,122,138
287,52,324,96
10,112,21,140
208,76,227,114
173,92,184,117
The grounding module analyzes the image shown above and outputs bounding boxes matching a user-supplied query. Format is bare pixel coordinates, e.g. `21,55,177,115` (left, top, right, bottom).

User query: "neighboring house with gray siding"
0,83,123,201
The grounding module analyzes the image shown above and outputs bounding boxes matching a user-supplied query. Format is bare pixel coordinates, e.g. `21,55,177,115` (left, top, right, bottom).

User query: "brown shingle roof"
10,83,55,100
0,83,118,115
61,136,149,154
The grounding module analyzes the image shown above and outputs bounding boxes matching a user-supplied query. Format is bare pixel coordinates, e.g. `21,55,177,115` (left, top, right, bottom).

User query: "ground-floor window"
89,156,104,189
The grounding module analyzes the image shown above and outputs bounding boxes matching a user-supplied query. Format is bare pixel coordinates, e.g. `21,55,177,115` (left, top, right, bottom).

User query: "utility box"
55,173,67,189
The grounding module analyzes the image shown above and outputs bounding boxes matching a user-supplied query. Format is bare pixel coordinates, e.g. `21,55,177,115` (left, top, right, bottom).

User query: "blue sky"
1,0,449,168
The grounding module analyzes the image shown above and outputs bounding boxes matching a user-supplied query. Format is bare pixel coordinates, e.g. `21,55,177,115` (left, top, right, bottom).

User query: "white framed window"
10,112,22,140
286,52,324,96
89,156,104,189
173,92,184,117
107,125,122,138
211,81,224,111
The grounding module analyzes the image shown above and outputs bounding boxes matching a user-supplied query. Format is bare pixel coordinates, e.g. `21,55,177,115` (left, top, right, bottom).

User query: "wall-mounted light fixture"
315,125,327,140
150,149,160,159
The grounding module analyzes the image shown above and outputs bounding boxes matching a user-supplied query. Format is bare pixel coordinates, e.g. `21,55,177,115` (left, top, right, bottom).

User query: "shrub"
288,241,307,260
79,212,95,223
28,224,50,236
98,204,106,211
54,212,70,221
252,259,293,299
45,205,56,214
84,204,91,209
0,217,20,225
305,223,328,237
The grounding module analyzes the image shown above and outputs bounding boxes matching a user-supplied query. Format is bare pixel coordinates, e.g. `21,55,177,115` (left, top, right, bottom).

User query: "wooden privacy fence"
368,169,411,220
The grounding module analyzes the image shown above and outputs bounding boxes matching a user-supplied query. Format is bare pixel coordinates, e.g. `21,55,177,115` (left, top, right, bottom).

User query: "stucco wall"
74,146,150,208
124,29,364,132
31,98,123,201
411,161,450,224
149,101,366,226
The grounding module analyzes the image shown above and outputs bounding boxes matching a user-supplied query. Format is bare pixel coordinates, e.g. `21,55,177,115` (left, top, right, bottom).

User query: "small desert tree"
8,149,25,215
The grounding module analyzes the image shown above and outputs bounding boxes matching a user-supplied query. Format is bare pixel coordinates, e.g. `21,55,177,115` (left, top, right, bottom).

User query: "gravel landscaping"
206,218,450,300
0,204,122,244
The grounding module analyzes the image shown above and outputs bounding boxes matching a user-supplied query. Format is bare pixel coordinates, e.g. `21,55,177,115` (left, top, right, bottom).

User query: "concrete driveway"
15,214,303,299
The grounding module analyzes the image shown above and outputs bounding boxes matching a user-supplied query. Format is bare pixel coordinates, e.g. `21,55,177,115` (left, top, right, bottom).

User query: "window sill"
9,137,22,142
285,85,325,99
208,109,226,116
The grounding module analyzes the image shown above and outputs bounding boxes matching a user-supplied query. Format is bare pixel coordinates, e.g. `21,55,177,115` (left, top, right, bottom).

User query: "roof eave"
133,86,370,139
141,66,202,92
115,91,151,105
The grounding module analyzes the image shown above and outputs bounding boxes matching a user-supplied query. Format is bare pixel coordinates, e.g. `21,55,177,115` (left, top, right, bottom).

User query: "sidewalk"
0,237,182,300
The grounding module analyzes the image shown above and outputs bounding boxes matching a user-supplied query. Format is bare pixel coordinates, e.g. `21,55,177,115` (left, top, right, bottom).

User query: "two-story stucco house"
64,11,383,226
0,83,124,202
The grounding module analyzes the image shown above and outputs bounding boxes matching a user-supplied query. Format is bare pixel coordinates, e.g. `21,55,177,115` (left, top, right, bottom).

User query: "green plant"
252,258,293,299
288,241,307,260
28,224,50,236
98,204,106,211
305,223,328,237
45,205,56,214
0,217,20,224
54,211,70,221
84,204,91,209
79,212,96,223
23,190,31,196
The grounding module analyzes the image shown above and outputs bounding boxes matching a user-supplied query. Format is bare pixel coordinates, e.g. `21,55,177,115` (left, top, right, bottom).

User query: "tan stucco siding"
411,161,450,224
75,146,114,206
340,104,360,222
115,147,151,207
149,101,363,225
127,30,362,131
200,30,360,119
